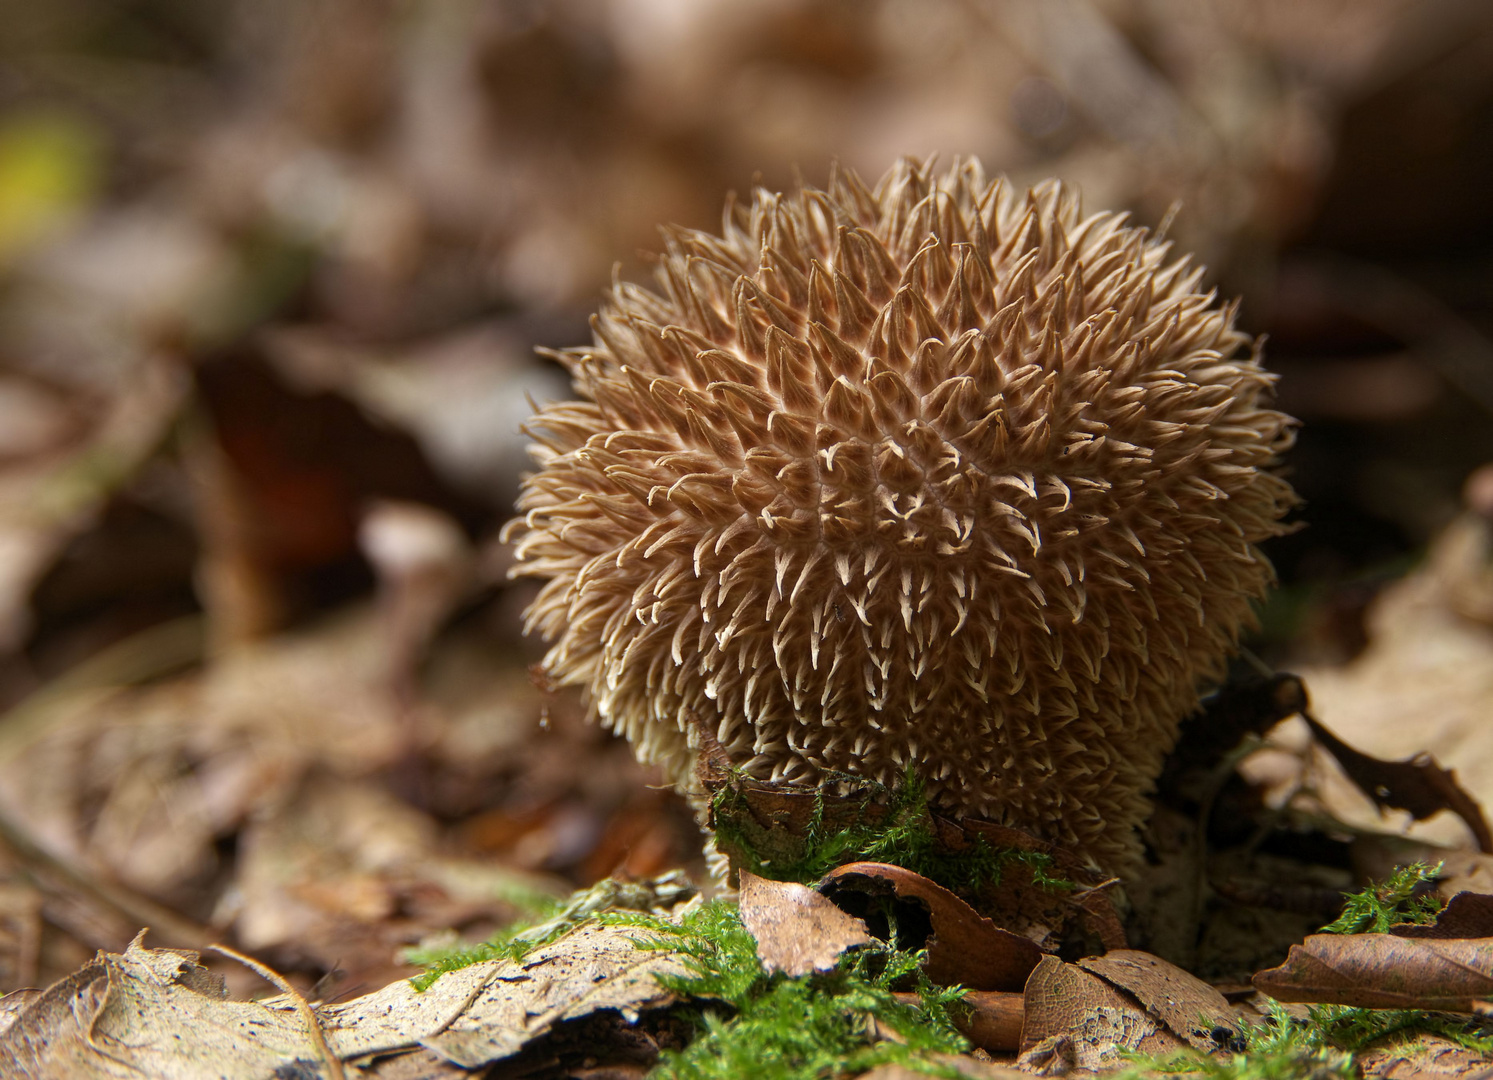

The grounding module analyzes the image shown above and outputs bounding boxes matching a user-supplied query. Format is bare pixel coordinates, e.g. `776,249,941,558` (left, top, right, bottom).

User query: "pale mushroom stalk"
504,158,1297,875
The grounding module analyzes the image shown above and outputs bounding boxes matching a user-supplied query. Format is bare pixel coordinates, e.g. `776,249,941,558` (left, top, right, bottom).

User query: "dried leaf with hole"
738,870,874,975
1077,949,1243,1052
1253,934,1493,1011
1020,955,1186,1070
818,862,1043,991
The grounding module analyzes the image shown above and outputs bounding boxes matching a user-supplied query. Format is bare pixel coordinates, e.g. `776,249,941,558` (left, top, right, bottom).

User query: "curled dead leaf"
738,870,874,976
1304,712,1493,853
894,989,1025,1054
960,991,1026,1054
818,862,1042,992
1254,933,1493,1011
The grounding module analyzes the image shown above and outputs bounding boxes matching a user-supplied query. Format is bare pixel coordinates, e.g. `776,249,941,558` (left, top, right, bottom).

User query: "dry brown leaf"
0,922,687,1079
738,870,873,976
1253,933,1493,1010
818,862,1042,992
1304,713,1493,853
0,987,40,1037
0,959,111,1079
1020,955,1186,1071
1078,949,1243,1052
332,921,688,1069
1358,1032,1493,1079
1393,892,1493,939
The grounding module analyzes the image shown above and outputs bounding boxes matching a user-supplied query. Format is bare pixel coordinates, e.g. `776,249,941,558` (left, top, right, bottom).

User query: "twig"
1314,255,1493,418
0,616,212,950
209,943,347,1080
423,967,501,1040
1193,734,1272,934
965,0,1203,155
0,804,212,949
0,615,205,767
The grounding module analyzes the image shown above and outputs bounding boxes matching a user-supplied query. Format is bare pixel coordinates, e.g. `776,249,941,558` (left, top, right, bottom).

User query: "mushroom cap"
506,158,1297,872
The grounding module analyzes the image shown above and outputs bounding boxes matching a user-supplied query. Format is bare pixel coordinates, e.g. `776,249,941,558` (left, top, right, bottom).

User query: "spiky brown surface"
506,158,1296,872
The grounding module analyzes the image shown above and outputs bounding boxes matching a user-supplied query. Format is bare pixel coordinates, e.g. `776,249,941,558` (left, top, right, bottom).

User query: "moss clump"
1291,1003,1493,1058
711,766,1072,896
604,900,970,1080
409,884,971,1078
1319,860,1443,935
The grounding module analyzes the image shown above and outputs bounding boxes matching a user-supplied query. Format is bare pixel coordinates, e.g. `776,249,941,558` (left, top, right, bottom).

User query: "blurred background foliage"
0,0,1491,997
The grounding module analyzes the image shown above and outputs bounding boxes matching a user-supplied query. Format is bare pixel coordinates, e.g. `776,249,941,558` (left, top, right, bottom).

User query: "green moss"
1108,1000,1416,1079
712,766,1072,895
604,899,971,1080
1319,860,1443,935
407,881,971,1077
404,889,567,991
1298,1003,1493,1057
406,872,696,991
1173,999,1493,1078
1147,1001,1356,1079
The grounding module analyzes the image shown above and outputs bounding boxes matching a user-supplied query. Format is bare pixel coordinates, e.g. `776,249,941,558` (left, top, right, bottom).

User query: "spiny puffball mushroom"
506,158,1297,873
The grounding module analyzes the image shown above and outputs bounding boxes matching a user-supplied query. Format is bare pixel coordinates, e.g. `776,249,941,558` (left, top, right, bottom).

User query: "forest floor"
4,1,1493,1076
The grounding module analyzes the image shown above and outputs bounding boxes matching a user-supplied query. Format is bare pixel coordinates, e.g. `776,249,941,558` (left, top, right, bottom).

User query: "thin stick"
424,968,500,1039
209,943,346,1080
0,805,211,948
